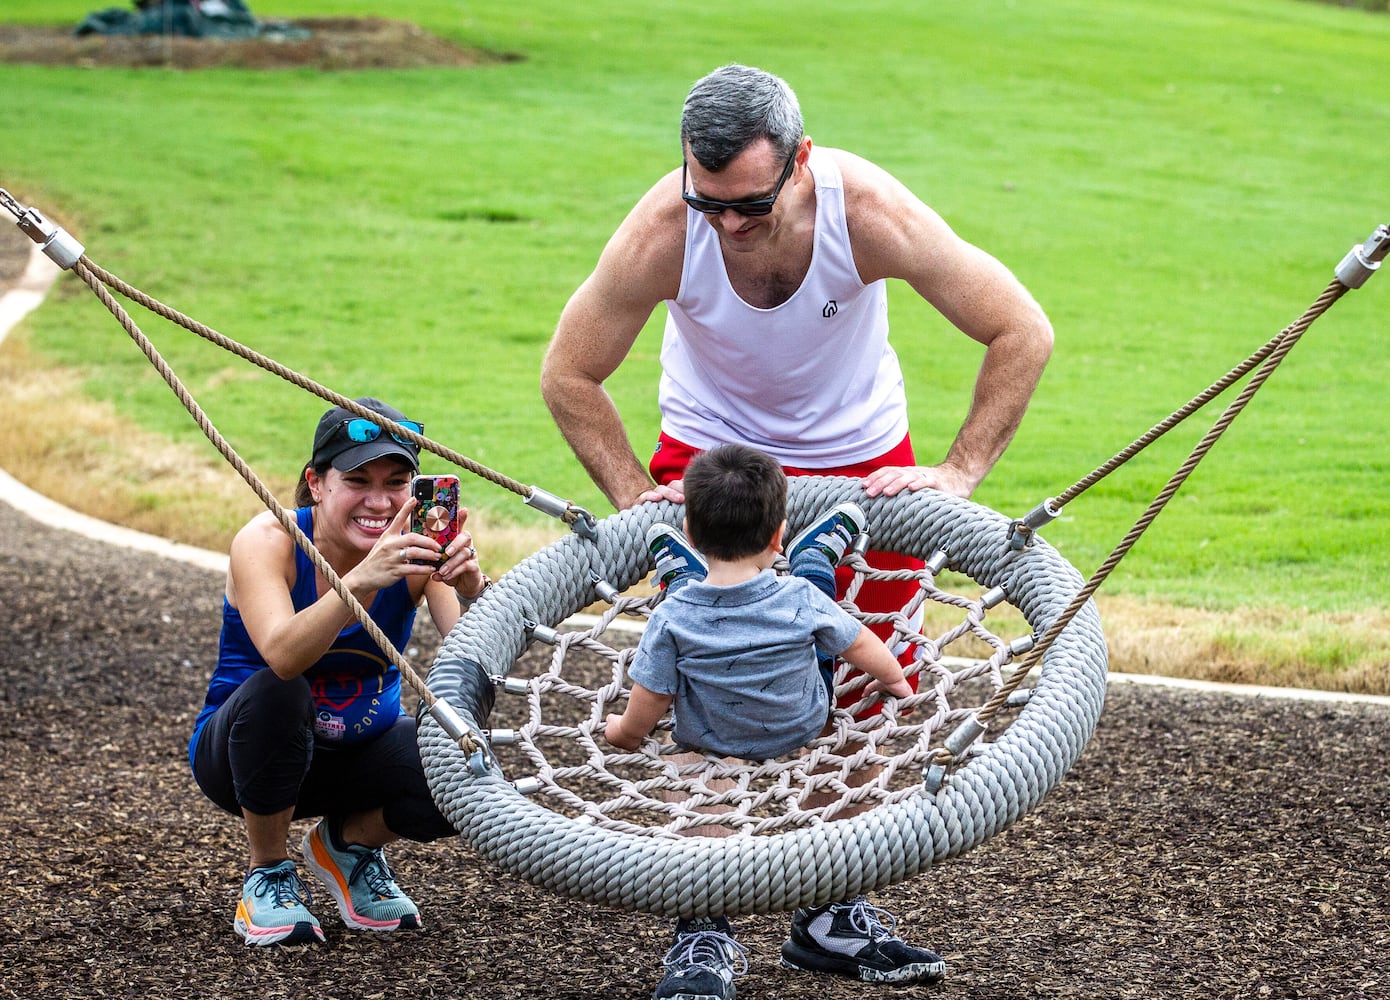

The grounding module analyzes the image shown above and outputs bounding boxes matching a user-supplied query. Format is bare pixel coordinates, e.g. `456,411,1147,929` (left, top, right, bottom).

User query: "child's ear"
772,519,787,552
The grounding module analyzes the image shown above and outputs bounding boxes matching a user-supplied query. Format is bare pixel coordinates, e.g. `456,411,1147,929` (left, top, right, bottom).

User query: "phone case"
410,475,460,562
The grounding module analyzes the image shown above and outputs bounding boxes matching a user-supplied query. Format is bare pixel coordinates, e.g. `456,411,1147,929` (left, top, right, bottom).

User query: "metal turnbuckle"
0,188,86,270
1335,223,1390,290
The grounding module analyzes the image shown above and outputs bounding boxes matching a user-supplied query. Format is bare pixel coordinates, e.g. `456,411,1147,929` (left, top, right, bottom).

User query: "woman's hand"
347,500,436,593
434,506,487,598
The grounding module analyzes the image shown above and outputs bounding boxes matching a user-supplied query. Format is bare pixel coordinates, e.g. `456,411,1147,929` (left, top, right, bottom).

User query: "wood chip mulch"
1,498,1386,1000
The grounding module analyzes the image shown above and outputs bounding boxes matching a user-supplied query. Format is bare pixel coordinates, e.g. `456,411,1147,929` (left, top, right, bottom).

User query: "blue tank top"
188,506,416,768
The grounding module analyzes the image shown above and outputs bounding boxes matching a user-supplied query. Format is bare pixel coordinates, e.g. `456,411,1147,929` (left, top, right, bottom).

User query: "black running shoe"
780,895,947,984
651,916,748,1000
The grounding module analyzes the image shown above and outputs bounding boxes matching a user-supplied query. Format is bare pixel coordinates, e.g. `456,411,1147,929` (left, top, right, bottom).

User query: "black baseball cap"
310,397,421,473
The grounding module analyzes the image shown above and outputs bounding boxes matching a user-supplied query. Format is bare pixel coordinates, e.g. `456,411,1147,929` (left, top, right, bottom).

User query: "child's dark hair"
682,444,786,560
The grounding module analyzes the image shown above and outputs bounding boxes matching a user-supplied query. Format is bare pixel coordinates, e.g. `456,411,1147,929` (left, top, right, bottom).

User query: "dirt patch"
0,498,1386,999
0,220,29,286
0,18,518,71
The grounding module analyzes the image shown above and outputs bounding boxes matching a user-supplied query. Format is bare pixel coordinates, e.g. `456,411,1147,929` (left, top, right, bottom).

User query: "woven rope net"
419,476,1108,917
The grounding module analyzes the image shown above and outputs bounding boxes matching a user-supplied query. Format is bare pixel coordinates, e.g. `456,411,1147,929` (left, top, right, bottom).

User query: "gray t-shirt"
629,569,862,759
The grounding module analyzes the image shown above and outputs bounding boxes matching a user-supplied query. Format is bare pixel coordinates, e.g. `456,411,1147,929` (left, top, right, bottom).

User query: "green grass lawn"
2,0,1388,618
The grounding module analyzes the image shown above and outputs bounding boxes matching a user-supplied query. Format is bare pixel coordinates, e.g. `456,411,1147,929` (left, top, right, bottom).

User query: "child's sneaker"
780,895,946,984
301,819,421,932
646,522,708,590
651,916,748,1000
233,859,325,947
787,502,865,565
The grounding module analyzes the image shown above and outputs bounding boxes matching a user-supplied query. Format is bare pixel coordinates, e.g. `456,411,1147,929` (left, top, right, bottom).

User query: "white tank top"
659,146,907,467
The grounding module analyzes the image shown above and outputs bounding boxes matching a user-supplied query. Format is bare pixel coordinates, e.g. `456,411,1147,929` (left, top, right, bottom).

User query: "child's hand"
604,713,641,750
867,676,913,700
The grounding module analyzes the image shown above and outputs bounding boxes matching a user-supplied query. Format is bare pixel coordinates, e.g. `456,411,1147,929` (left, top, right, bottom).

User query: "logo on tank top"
822,300,838,318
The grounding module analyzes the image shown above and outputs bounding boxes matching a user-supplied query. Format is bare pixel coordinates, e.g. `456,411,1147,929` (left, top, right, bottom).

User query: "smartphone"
410,474,460,565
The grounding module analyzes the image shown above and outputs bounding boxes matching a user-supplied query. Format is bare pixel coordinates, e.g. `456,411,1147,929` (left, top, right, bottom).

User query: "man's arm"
541,174,686,511
838,151,1054,498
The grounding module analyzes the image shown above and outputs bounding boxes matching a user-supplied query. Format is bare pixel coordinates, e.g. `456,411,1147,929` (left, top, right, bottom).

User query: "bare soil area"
0,18,515,71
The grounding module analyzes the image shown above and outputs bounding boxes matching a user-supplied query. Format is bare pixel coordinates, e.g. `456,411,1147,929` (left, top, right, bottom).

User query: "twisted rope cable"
68,257,476,754
1050,276,1349,511
77,258,555,515
979,276,1352,725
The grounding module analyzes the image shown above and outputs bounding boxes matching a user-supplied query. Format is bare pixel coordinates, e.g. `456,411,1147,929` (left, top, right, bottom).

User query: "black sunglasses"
681,148,797,217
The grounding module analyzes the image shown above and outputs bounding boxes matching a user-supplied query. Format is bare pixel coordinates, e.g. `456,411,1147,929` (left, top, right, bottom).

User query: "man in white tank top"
542,64,1053,997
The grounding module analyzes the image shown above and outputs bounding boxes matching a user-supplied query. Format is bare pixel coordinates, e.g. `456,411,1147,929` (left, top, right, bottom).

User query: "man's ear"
772,519,787,553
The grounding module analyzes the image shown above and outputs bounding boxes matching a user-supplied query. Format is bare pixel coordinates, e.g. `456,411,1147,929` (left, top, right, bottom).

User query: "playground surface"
1,497,1385,999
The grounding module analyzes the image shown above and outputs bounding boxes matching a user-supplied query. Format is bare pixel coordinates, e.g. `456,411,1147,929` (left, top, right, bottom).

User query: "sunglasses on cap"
332,417,424,446
681,147,797,217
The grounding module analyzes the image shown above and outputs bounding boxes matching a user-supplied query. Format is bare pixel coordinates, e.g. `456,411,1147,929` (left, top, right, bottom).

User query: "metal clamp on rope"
944,714,989,759
427,697,485,757
428,700,498,777
1335,223,1390,289
524,486,599,541
523,617,561,645
6,196,86,270
589,570,621,604
922,761,949,794
1008,498,1061,551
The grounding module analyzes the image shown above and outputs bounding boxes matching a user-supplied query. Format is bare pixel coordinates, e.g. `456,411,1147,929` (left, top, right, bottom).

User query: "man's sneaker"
301,819,421,932
787,502,866,566
780,895,947,984
647,522,708,590
651,916,748,1000
233,860,325,947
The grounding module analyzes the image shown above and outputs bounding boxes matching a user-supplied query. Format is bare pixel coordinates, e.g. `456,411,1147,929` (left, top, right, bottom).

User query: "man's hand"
632,478,685,507
861,464,976,499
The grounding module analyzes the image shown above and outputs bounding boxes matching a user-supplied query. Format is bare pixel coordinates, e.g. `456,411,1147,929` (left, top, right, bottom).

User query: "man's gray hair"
681,64,803,171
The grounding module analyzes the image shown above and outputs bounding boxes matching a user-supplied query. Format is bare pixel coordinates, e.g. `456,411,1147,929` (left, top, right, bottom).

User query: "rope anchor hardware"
2,188,86,270
524,485,599,540
1335,223,1390,289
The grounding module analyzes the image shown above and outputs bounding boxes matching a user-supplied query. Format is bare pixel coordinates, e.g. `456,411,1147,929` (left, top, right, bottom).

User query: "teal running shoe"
301,819,421,932
233,860,324,947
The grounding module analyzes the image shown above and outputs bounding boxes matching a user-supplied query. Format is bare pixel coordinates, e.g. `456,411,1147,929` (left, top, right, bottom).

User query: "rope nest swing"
419,475,1108,917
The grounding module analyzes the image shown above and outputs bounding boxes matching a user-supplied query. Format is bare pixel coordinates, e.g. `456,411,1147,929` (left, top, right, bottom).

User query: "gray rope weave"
420,476,1107,917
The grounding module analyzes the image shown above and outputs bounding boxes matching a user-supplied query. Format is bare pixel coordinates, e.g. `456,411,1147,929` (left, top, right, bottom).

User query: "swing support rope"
977,223,1389,730
5,184,1385,759
1,186,599,760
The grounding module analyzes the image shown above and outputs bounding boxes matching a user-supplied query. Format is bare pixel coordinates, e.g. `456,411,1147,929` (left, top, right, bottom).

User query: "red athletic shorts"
650,431,925,710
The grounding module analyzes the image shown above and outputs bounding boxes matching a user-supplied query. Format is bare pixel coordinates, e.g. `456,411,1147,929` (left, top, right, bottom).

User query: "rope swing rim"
419,476,1109,918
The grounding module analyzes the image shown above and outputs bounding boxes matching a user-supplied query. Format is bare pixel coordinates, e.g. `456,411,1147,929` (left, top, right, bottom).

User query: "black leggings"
191,668,455,842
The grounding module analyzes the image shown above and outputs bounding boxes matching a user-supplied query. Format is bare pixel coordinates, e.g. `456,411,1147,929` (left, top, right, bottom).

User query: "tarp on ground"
75,1,310,40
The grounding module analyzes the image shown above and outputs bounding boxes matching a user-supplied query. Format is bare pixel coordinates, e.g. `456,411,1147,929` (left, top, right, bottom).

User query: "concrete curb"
3,238,1385,709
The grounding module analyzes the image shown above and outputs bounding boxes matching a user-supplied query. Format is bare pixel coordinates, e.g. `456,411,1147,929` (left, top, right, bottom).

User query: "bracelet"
457,575,492,608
